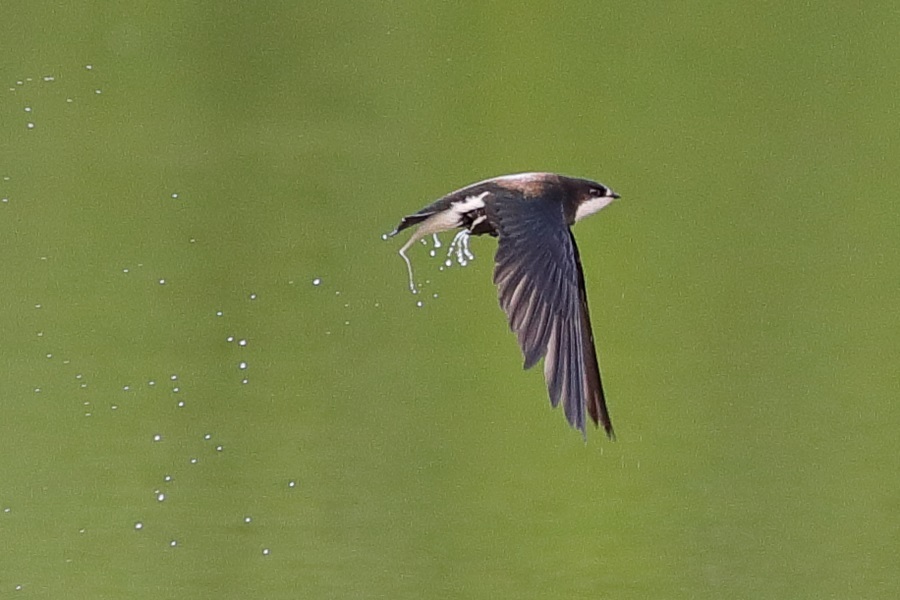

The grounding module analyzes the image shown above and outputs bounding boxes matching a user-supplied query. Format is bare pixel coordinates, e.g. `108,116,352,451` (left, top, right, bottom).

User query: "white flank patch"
574,196,615,222
451,191,488,215
396,190,489,294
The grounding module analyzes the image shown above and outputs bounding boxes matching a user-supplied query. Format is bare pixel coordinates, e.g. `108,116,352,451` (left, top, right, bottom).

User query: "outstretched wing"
487,196,614,437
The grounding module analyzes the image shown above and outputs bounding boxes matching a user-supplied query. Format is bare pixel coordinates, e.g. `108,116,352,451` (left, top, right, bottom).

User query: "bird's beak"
610,191,621,199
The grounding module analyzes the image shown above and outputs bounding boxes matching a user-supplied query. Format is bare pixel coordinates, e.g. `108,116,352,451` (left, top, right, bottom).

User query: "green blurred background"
1,2,898,598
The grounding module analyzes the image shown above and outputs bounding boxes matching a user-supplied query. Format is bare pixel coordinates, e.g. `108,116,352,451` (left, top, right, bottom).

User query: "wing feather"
487,196,614,437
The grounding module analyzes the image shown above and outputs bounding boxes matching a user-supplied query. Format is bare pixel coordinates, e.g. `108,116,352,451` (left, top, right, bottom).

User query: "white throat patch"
574,196,615,222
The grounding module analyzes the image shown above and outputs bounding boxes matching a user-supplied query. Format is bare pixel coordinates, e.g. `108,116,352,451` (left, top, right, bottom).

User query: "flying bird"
386,172,620,438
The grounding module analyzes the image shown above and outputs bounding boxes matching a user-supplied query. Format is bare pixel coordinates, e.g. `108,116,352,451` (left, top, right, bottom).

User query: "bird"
386,172,621,438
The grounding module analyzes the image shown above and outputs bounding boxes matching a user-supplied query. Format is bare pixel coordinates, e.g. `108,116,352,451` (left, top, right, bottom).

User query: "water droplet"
156,493,166,502
312,278,321,286
238,339,247,347
239,362,247,370
262,548,270,556
134,522,143,530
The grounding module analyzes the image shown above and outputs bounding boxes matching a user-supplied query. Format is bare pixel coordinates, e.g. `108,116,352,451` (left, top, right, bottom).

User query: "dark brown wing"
487,195,613,437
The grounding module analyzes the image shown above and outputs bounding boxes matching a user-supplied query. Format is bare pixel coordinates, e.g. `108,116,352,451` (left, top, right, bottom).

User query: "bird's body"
387,172,620,438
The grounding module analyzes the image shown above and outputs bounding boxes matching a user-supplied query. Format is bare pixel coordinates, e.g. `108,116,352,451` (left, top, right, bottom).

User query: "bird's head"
571,178,620,222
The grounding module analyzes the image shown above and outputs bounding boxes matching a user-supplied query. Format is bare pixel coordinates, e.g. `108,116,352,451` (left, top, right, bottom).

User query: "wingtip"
586,417,615,441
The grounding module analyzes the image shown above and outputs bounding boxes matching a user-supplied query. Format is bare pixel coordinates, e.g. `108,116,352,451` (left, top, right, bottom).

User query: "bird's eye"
591,187,607,197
